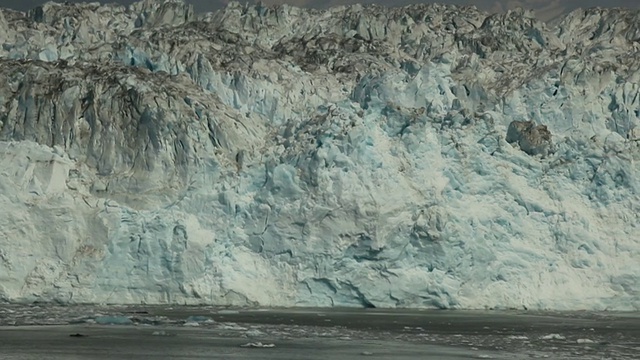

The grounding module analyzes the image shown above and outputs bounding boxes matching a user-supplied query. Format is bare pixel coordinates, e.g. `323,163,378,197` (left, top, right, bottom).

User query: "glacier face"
0,0,639,310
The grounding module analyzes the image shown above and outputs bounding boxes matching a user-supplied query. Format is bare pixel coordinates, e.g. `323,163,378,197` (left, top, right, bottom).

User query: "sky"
0,0,638,22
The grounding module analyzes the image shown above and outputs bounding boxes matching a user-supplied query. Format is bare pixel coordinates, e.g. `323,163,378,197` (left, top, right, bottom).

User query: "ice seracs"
0,0,638,310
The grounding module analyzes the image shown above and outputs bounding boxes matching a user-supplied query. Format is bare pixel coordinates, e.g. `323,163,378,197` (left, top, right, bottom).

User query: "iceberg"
94,315,133,325
0,0,638,310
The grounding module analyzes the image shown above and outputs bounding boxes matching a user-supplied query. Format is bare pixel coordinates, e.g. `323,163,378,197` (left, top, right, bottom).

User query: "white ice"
0,0,638,310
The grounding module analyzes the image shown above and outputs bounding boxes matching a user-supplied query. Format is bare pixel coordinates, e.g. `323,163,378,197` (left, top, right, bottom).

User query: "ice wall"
0,1,639,310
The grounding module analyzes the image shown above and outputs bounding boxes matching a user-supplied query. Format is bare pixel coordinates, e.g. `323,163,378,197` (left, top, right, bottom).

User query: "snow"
0,0,639,310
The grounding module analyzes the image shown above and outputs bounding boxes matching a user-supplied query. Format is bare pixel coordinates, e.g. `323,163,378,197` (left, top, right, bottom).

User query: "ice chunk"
245,328,266,338
94,316,133,325
152,330,176,336
576,338,594,344
240,342,276,348
507,335,528,340
186,315,211,322
217,310,240,315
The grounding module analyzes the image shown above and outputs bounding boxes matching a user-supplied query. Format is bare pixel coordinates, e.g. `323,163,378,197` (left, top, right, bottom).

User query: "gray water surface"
0,305,638,359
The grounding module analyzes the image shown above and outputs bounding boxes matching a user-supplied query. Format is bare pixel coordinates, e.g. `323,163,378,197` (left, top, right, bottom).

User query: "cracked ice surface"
0,0,639,310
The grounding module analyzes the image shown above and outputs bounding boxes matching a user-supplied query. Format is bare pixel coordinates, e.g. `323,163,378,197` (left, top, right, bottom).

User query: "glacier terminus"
0,0,639,311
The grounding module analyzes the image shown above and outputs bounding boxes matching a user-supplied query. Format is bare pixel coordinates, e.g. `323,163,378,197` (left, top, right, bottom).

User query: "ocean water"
0,305,638,359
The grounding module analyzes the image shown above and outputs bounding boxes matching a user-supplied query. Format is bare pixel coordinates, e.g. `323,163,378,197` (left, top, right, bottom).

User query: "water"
0,305,638,359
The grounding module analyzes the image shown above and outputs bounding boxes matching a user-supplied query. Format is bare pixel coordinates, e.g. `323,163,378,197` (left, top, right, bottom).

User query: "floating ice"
507,335,528,340
240,342,276,348
576,338,594,344
217,310,240,315
152,330,178,336
94,316,133,325
186,315,211,322
245,328,266,338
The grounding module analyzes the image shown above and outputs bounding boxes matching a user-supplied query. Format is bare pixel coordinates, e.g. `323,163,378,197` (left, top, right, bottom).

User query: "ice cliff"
0,0,639,310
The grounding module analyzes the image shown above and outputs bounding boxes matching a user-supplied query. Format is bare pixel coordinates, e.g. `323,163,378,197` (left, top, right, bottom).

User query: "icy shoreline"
1,305,638,359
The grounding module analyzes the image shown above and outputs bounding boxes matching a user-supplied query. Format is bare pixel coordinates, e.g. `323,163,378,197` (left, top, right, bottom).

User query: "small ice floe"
68,317,90,324
183,321,200,327
218,322,247,331
240,342,275,348
151,330,176,336
477,355,493,359
186,316,211,323
576,338,594,344
540,334,565,340
218,310,240,315
94,315,132,325
245,329,266,338
361,351,373,356
508,335,529,340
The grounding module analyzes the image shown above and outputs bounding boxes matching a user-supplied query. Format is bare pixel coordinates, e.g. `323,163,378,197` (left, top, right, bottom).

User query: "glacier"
0,0,639,310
